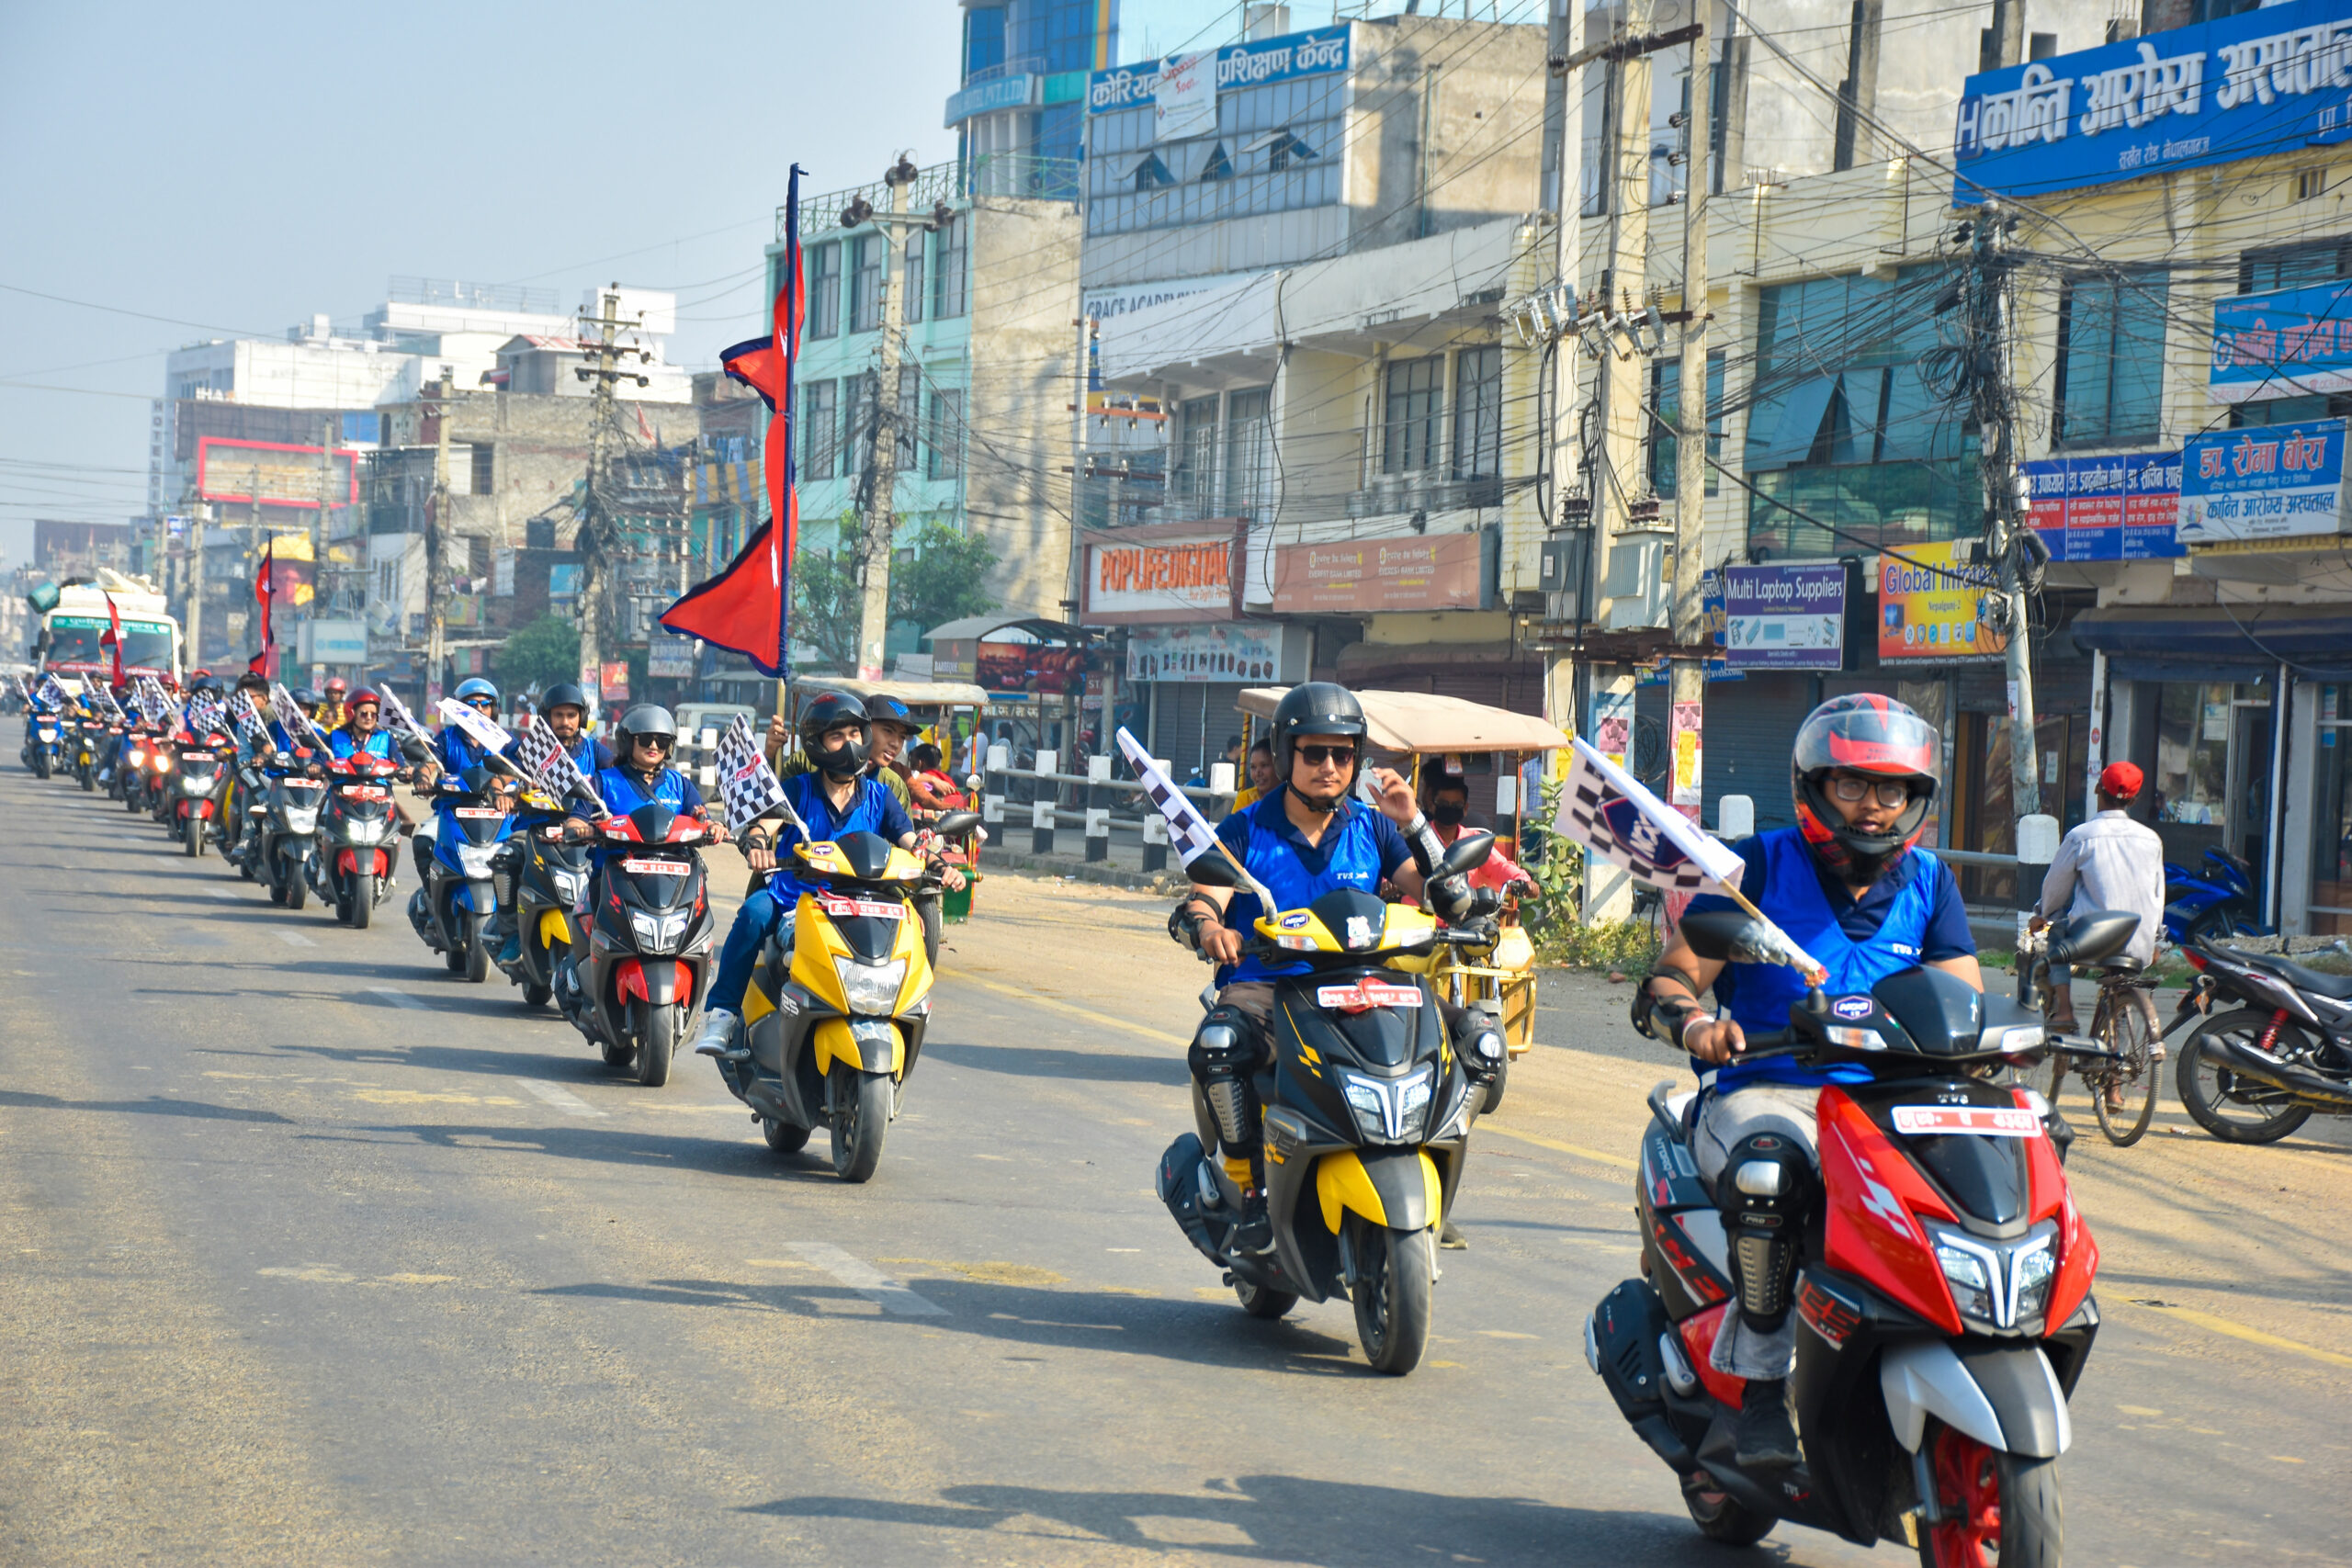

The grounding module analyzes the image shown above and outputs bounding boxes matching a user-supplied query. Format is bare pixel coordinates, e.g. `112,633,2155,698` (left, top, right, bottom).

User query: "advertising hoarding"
2178,419,2350,543
1081,524,1242,624
1878,540,2007,663
2019,451,2185,560
1722,562,1847,670
194,437,357,508
2211,279,2352,403
1269,533,1483,614
1125,623,1294,684
1088,25,1349,113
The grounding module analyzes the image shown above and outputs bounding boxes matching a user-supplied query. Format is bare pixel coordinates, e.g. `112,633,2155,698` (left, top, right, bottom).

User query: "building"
33,520,134,578
949,0,1120,198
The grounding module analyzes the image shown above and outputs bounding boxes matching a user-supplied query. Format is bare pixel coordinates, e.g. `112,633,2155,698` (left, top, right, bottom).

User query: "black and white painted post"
981,740,1009,840
1139,755,1172,873
1032,748,1058,856
1084,753,1111,863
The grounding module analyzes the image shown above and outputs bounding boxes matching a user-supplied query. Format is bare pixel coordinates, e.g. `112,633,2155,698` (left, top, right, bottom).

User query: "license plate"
818,896,903,920
342,785,389,801
181,750,213,761
1317,981,1424,1010
621,858,691,875
1891,1105,2041,1138
454,807,505,819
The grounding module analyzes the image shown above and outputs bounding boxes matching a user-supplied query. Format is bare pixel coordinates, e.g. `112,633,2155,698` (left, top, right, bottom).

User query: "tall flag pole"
659,164,804,723
247,540,276,680
99,592,125,686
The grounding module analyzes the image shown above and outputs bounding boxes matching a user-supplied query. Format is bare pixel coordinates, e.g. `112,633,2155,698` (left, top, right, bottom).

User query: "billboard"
1722,562,1846,670
194,437,357,508
1125,623,1293,684
2178,419,2350,543
1089,24,1349,114
1951,0,2352,204
1081,524,1242,624
1269,533,1483,614
2211,279,2352,404
2020,451,2185,560
1878,540,2007,664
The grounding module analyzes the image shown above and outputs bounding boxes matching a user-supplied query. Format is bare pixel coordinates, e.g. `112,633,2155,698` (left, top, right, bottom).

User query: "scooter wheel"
1682,1477,1775,1546
761,1117,811,1156
1348,1216,1433,1375
1234,1280,1299,1320
600,1038,635,1068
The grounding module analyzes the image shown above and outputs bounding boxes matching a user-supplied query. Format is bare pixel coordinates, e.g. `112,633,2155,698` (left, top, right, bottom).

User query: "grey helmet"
614,704,677,756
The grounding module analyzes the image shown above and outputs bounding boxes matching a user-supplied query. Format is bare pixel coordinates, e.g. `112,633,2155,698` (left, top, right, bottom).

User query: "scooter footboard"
1880,1340,2072,1459
1314,1148,1442,1234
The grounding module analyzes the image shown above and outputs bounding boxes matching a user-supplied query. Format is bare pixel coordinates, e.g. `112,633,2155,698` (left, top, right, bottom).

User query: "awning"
2068,604,2352,666
922,613,1077,645
1235,686,1567,753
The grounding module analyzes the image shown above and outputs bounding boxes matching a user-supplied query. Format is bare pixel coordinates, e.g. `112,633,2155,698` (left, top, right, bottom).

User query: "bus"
32,574,183,685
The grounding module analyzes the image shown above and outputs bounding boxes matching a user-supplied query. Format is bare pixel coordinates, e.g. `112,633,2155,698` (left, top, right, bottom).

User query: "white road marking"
277,929,316,947
786,1243,945,1315
368,987,425,1010
514,1078,607,1118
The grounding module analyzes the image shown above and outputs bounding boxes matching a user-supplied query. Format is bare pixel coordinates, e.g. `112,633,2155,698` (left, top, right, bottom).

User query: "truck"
29,570,183,685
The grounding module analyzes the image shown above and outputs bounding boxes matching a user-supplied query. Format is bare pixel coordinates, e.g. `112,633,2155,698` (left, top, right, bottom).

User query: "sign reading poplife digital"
1951,0,2352,205
2178,419,2351,544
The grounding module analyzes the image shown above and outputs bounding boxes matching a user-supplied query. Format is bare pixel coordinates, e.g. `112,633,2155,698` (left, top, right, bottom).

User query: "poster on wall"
1878,540,2007,664
1722,562,1846,670
1125,623,1290,683
2178,420,2350,543
977,641,1085,696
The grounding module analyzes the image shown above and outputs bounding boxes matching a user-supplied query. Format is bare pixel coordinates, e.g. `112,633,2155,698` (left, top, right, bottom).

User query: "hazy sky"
0,0,1334,571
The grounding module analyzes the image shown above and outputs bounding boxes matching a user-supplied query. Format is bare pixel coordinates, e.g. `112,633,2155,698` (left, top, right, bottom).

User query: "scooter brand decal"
818,895,903,920
620,858,692,875
1316,980,1423,1010
1831,997,1873,1021
1891,1104,2041,1138
1345,915,1374,949
1797,1279,1861,1348
1279,910,1312,930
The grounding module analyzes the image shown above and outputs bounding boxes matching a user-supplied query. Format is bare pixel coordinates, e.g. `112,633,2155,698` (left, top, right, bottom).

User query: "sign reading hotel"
1951,0,2352,203
1081,524,1242,623
2179,419,2350,543
1270,534,1482,614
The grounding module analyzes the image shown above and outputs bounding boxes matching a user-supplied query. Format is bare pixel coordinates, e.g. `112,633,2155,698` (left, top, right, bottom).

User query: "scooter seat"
2235,949,2352,1000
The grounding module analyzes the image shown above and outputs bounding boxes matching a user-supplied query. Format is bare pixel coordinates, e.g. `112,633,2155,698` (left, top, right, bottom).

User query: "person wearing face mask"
1421,774,1532,900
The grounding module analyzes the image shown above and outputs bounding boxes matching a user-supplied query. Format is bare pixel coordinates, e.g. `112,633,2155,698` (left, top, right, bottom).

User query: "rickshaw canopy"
1236,687,1568,755
796,676,990,710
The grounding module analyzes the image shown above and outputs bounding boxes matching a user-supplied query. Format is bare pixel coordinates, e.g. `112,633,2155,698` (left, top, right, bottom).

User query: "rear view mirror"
2049,909,2140,967
1184,853,1241,890
400,736,433,764
1679,909,1763,963
931,810,981,837
481,751,520,778
1438,829,1495,878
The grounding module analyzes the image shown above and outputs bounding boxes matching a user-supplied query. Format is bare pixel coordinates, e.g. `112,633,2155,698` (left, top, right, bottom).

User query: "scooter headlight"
345,818,386,842
550,869,586,904
455,841,499,878
1338,1065,1435,1145
832,955,907,1015
1927,1219,2059,1328
628,909,692,954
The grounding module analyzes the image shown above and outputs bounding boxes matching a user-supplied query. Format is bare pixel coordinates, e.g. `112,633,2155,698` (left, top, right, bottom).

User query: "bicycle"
2030,923,2165,1145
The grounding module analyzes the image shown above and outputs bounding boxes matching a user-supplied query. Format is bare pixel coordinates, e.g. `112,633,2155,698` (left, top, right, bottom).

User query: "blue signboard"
1088,25,1349,115
1723,562,1847,671
2020,451,2185,560
2180,419,2350,543
945,73,1036,127
1951,0,2352,204
2211,278,2352,403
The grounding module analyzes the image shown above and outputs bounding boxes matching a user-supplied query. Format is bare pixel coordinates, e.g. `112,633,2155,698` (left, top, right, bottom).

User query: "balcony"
784,153,1080,239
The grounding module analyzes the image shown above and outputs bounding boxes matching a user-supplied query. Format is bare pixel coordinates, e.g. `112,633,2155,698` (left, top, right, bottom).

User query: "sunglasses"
1296,744,1356,767
1827,774,1913,808
635,736,673,752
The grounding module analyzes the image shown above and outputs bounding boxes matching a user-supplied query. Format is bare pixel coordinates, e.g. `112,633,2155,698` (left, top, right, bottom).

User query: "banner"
1877,541,2007,664
2021,451,2185,560
2178,419,2350,543
1155,51,1217,140
2211,278,2352,404
1722,562,1846,670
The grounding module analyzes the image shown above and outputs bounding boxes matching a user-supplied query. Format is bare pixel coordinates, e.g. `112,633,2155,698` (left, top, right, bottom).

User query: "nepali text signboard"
1951,0,2352,204
2020,451,2185,560
1089,25,1349,114
2211,278,2352,403
1723,562,1846,670
1879,540,2007,664
2179,419,2351,544
1081,523,1243,624
1269,533,1483,614
194,436,358,509
1125,623,1295,684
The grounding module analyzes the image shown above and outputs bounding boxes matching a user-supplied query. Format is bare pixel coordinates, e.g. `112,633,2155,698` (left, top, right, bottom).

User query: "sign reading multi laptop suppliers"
1879,540,2007,664
2178,420,2351,543
2211,279,2352,402
1088,25,1349,113
1722,562,1846,670
2020,451,2185,560
1951,0,2352,203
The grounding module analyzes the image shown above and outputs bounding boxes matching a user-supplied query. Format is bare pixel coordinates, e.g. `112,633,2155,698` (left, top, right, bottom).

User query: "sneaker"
498,931,524,965
1230,1193,1275,1258
690,1009,744,1060
1733,1378,1802,1470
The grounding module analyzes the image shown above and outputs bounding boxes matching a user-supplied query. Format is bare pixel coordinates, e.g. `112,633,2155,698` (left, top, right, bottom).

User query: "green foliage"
891,520,998,635
1537,917,1663,978
793,541,861,672
1517,770,1584,939
494,614,580,693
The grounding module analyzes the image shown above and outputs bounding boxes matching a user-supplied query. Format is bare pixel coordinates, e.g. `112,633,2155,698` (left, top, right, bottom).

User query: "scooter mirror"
1184,852,1242,891
399,736,433,765
1680,909,1772,964
1438,828,1496,877
931,810,981,837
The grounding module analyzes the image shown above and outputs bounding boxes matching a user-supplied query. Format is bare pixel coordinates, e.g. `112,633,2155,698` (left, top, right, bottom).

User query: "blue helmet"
455,678,500,706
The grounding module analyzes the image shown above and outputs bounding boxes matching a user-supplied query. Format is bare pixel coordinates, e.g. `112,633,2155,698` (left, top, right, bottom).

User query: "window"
848,235,884,334
1172,395,1219,514
2294,167,2327,203
896,364,921,465
807,243,841,338
2054,276,2167,446
1259,128,1317,171
469,443,494,496
934,213,967,319
801,378,840,479
1383,356,1443,475
376,558,399,603
1648,353,1724,497
927,389,963,479
1452,347,1503,483
902,230,926,326
1226,387,1273,519
1199,142,1233,181
963,3,1004,79
2239,233,2352,293
1130,152,1176,190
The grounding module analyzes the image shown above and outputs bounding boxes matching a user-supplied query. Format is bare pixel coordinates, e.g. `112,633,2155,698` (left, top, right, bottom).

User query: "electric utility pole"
428,377,452,704
1542,0,1589,752
575,284,654,709
1668,18,1713,828
850,155,922,682
1962,212,2041,818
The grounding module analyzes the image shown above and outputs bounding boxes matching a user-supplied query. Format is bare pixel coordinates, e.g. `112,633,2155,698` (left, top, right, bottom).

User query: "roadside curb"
976,849,1183,896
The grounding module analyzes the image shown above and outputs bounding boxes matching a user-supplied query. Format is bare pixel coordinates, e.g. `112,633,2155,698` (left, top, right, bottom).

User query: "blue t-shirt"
765,770,915,903
1685,827,1975,1091
328,728,395,761
1209,787,1413,986
574,763,706,820
435,724,508,776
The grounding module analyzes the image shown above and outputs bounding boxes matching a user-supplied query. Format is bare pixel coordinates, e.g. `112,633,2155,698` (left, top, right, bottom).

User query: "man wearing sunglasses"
1634,694,1977,1472
1169,682,1482,1258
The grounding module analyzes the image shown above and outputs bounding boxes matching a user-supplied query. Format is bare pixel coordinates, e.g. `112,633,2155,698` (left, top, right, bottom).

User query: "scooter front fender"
1880,1339,2072,1459
450,878,494,915
1314,1147,1442,1235
812,1016,902,1076
615,958,695,1009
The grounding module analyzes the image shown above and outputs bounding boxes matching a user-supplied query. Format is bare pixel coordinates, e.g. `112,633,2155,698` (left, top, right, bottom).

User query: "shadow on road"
0,1088,291,1124
923,1039,1187,1087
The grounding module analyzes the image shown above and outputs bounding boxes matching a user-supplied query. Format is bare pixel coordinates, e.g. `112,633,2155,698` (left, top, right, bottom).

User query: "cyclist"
2036,760,2166,1060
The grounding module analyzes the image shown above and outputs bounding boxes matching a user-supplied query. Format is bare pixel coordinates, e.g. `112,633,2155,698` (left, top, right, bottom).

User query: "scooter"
170,730,232,858
2164,847,2265,946
408,761,516,983
310,744,417,927
723,813,980,1180
256,762,326,909
1587,905,2137,1561
557,799,721,1088
494,793,594,1009
1154,833,1509,1374
71,716,99,791
20,712,58,777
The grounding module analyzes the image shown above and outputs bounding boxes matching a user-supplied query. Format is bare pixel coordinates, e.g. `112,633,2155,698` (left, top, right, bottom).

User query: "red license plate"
818,896,903,920
620,858,691,875
1890,1105,2041,1138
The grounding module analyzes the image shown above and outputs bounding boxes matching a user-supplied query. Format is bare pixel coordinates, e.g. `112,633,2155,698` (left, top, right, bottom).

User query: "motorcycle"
2169,938,2352,1144
171,731,232,858
255,762,326,909
494,790,594,1009
309,746,415,927
407,761,517,983
2164,847,2265,946
1587,905,2137,1562
723,812,980,1180
225,753,270,876
557,799,720,1089
20,712,59,778
71,716,99,792
1153,833,1508,1375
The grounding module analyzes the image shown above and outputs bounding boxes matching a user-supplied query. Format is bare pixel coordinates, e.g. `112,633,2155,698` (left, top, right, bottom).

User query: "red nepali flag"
99,592,125,684
659,163,805,679
247,540,276,679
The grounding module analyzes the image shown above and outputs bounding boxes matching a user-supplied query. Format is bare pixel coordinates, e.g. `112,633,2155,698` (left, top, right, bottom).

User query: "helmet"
613,704,677,756
865,694,918,735
348,687,380,709
541,681,589,716
455,677,499,707
293,686,321,707
798,692,868,778
1270,682,1369,808
323,677,347,698
1791,694,1940,882
188,674,222,695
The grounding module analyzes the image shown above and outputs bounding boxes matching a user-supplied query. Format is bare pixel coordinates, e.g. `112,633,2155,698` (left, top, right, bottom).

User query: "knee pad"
1188,1008,1262,1154
1717,1133,1815,1331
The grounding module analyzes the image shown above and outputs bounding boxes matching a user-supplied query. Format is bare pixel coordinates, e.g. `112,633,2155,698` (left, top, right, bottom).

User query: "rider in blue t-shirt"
325,687,398,762
1636,694,1979,1470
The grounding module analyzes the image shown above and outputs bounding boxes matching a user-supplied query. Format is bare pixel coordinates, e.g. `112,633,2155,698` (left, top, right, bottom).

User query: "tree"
495,613,580,694
891,520,997,637
793,547,860,672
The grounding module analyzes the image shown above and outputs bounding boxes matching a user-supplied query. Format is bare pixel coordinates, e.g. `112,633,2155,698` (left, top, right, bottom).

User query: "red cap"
2098,761,2143,800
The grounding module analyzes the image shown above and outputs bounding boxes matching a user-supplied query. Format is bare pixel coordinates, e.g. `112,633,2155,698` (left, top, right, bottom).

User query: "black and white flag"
132,675,173,725
83,679,123,720
34,674,71,712
512,715,597,807
435,696,512,757
269,682,331,752
186,691,227,738
376,685,425,744
1114,725,1274,906
230,694,269,747
713,715,798,835
1555,737,1747,897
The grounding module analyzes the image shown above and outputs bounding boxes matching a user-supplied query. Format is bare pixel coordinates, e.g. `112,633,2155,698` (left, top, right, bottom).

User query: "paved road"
1,733,2346,1566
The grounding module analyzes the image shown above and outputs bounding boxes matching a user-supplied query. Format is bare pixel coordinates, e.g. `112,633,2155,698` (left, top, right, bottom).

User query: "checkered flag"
229,694,269,747
133,675,173,724
1556,738,1747,898
35,674,70,711
512,714,597,807
435,696,513,757
85,680,124,720
269,682,331,752
376,685,426,745
1115,726,1275,907
713,715,799,835
186,691,228,739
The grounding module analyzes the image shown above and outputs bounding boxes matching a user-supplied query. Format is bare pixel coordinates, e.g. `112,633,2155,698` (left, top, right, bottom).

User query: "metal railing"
784,154,1082,238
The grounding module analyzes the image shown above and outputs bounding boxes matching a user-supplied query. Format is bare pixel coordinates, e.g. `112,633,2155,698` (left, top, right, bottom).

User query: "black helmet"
188,674,223,695
1270,682,1368,811
1791,694,1940,882
798,691,868,778
541,681,589,716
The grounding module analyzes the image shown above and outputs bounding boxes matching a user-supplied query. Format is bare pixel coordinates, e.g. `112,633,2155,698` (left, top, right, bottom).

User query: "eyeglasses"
1297,744,1356,767
1827,774,1914,808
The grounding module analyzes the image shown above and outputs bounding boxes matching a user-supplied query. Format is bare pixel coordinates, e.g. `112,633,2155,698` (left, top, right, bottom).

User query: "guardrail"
978,747,1234,871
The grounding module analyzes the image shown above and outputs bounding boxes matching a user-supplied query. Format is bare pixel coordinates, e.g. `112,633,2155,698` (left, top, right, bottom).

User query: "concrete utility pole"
1668,16,1713,827
316,414,336,683
575,284,654,709
1964,213,2041,819
853,157,920,682
1542,0,1588,752
183,505,207,666
428,378,452,705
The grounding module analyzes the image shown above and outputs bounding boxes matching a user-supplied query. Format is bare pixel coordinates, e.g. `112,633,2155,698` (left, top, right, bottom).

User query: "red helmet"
348,687,380,709
1791,694,1939,881
323,677,349,698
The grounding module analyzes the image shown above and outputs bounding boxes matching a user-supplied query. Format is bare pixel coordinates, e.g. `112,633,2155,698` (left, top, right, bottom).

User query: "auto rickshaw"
1236,687,1569,1109
793,676,990,924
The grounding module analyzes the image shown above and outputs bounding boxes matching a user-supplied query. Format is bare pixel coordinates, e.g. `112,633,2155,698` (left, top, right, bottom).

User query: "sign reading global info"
2179,419,2351,543
1951,0,2352,204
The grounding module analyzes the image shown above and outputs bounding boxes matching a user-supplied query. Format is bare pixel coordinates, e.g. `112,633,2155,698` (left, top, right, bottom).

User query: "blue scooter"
2165,845,2267,946
407,759,518,984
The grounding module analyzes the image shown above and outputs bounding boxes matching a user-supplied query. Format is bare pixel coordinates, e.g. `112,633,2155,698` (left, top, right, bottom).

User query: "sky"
0,0,1337,573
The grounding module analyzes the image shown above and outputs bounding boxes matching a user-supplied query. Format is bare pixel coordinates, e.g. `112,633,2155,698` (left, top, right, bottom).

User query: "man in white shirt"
2037,761,2167,1036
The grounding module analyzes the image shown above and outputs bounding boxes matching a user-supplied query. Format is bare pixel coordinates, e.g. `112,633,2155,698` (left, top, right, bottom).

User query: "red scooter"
169,727,233,857
1588,906,2137,1565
